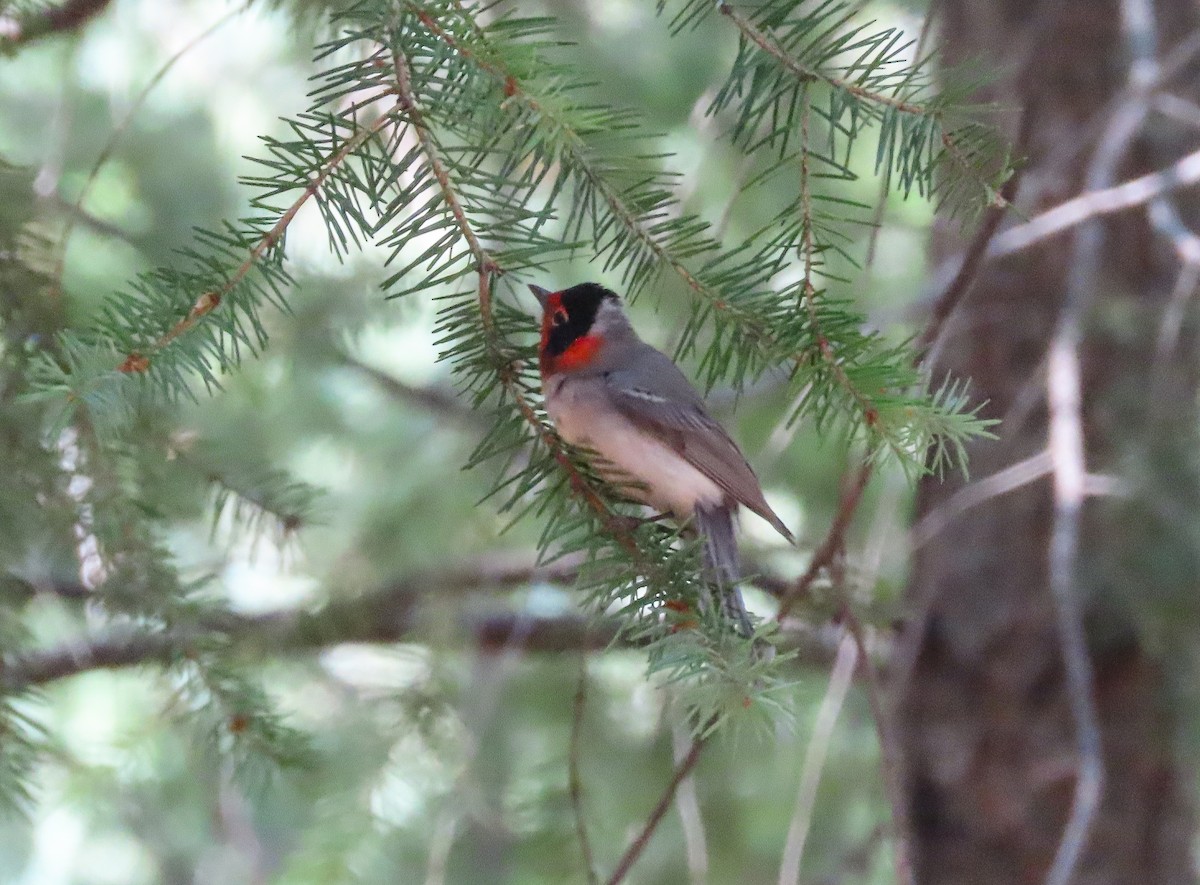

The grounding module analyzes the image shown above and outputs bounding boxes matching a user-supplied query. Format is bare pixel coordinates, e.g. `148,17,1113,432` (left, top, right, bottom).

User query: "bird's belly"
546,377,722,518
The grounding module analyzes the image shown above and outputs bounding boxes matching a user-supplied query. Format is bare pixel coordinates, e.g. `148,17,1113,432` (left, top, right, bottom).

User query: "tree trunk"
896,0,1200,882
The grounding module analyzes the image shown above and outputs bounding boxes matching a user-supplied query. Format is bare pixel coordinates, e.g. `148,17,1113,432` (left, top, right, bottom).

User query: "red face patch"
539,291,604,376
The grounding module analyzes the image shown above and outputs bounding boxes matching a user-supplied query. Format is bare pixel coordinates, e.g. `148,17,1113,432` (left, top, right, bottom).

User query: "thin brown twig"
824,519,911,885
569,656,600,885
605,729,709,885
390,37,498,340
776,460,873,621
914,107,1031,361
775,84,879,623
670,718,709,885
115,114,390,375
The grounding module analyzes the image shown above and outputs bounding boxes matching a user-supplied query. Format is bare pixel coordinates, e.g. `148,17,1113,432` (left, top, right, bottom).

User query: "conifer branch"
387,35,646,560
406,0,901,438
798,89,879,425
184,452,318,538
715,0,1007,210
114,116,389,376
405,2,776,342
405,2,843,392
389,40,499,340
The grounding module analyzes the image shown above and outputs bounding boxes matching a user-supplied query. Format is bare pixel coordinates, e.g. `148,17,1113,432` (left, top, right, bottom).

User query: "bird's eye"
551,308,568,327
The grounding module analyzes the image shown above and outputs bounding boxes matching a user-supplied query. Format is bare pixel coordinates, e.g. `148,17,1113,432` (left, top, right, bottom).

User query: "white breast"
545,374,723,518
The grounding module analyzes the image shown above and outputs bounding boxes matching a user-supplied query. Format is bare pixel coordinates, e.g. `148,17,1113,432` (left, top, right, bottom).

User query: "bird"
530,281,794,637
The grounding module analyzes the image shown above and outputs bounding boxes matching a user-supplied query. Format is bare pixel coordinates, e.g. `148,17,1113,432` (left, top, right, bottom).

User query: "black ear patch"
543,283,618,359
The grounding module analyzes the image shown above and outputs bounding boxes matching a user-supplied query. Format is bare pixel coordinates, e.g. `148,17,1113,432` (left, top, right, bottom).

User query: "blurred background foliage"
0,0,958,882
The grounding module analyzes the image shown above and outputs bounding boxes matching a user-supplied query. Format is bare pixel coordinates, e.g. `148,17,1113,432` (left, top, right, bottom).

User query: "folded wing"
603,353,794,544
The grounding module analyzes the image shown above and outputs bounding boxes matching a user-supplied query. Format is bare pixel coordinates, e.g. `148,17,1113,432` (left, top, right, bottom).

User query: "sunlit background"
0,0,940,882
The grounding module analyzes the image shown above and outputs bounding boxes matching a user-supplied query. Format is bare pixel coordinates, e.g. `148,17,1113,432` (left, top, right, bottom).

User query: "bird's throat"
543,334,602,375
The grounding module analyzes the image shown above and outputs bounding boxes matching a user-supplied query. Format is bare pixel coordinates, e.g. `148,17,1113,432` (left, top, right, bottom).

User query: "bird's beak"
528,284,552,311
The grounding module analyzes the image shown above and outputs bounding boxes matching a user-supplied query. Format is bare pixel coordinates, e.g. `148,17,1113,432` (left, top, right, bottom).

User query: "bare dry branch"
838,587,913,885
991,149,1200,258
778,633,857,885
1044,335,1103,885
605,727,709,885
909,451,1053,550
570,657,600,885
1038,0,1181,877
0,555,846,691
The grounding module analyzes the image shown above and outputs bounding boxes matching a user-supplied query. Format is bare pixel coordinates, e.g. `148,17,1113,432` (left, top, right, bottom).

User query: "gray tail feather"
694,504,753,638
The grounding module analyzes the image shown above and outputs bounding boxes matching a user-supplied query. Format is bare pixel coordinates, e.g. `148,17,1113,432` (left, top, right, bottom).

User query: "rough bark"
896,1,1200,882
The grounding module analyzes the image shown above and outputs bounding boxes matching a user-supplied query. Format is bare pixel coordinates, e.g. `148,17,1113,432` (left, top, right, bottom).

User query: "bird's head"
530,282,625,376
